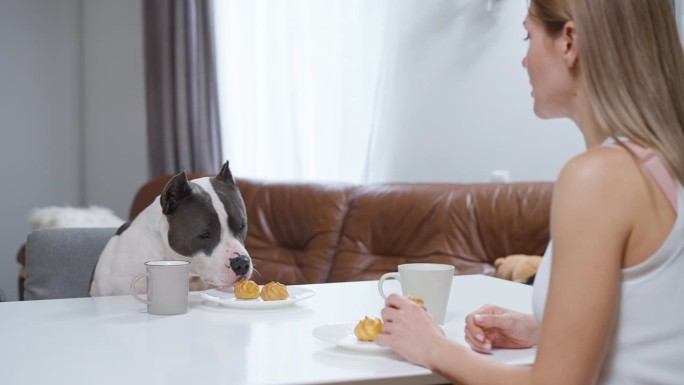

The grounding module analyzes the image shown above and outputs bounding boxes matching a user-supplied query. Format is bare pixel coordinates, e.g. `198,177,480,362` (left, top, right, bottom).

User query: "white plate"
200,286,315,309
312,321,390,353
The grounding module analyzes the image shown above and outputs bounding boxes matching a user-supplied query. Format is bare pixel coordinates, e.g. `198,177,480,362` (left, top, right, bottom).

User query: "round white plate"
312,321,390,353
200,286,315,309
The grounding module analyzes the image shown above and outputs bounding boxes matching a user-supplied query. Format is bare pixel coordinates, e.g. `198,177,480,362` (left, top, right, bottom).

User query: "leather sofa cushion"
237,179,355,285
327,182,553,282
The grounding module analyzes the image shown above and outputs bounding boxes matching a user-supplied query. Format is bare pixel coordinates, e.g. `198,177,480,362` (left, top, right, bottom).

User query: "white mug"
131,260,190,315
378,263,454,324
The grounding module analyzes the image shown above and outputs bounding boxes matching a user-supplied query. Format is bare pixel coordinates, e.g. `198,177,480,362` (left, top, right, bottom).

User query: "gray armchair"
23,227,116,300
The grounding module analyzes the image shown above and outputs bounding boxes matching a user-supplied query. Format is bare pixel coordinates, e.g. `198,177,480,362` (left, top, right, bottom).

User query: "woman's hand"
464,304,540,354
375,293,449,368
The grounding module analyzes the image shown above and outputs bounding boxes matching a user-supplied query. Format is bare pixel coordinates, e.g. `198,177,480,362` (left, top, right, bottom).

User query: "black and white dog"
90,161,252,296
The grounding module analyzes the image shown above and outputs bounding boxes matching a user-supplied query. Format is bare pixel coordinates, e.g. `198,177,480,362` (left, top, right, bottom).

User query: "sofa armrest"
24,227,116,300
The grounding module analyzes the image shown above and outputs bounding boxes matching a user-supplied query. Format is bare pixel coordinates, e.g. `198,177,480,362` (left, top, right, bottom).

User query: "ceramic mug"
378,263,454,324
131,260,190,315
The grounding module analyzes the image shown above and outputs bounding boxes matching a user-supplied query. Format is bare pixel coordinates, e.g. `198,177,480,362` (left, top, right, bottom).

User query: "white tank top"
532,142,684,384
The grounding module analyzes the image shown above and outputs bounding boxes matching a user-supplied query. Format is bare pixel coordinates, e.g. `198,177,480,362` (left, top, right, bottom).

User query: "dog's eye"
198,232,212,240
239,222,246,231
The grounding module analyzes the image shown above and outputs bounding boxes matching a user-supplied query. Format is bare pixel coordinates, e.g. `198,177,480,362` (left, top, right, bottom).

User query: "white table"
0,275,535,385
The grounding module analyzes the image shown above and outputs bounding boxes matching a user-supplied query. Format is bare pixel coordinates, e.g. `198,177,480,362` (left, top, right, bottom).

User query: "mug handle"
131,273,149,304
378,272,400,299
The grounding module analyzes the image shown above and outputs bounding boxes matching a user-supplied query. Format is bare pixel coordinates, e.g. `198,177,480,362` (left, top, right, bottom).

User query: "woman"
375,0,684,384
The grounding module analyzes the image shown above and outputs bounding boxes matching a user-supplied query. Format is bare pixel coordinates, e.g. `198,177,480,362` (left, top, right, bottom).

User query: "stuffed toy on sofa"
494,254,542,285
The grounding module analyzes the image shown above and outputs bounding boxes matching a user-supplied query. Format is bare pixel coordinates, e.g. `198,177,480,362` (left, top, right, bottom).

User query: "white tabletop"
0,275,535,385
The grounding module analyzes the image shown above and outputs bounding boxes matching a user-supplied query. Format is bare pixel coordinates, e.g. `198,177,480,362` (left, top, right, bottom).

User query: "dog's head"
159,161,252,287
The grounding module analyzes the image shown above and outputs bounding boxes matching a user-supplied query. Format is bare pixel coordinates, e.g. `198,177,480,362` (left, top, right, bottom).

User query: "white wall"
0,0,146,301
0,0,82,302
81,0,147,216
367,0,584,184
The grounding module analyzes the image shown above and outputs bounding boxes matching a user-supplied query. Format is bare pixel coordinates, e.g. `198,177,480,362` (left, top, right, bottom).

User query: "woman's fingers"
380,303,398,324
464,324,493,354
464,332,492,354
375,332,389,346
474,313,510,330
385,292,423,311
465,313,487,343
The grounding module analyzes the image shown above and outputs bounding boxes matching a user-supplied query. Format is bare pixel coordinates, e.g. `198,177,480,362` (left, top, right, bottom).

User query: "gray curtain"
143,0,223,177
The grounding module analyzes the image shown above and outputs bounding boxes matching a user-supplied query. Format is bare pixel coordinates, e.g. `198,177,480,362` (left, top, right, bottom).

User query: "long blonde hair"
530,0,684,186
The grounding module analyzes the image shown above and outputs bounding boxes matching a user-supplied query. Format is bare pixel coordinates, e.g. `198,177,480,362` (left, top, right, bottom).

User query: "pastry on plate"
354,316,383,342
234,280,260,299
260,281,289,301
404,294,427,310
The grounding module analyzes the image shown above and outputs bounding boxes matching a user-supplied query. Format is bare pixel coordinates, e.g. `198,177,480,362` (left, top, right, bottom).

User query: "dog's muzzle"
229,254,251,276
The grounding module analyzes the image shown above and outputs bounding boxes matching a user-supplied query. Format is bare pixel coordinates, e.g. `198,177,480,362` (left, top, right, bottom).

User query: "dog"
90,161,252,296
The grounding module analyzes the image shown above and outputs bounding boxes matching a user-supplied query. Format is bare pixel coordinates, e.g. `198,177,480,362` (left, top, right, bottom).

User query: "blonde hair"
530,0,684,186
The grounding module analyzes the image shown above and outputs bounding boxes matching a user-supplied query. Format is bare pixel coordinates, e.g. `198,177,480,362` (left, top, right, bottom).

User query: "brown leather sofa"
236,179,553,285
19,176,553,299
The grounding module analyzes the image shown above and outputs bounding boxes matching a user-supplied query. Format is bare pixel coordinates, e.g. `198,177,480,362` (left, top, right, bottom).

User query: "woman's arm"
530,150,627,385
378,149,630,385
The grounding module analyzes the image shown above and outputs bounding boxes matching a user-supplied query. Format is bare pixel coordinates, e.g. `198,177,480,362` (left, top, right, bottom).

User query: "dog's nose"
229,254,251,276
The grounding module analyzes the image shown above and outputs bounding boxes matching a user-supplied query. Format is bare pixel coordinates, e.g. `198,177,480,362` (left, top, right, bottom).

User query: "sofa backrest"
327,182,553,282
237,179,355,284
238,179,553,285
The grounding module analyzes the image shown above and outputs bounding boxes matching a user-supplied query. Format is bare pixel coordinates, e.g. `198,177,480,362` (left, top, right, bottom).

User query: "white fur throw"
28,205,126,229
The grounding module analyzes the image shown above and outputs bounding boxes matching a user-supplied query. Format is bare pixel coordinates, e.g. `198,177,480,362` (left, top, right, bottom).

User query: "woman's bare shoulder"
557,146,641,192
552,146,650,244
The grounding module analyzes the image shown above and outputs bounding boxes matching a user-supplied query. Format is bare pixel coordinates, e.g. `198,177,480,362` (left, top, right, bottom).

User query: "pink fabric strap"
605,142,678,213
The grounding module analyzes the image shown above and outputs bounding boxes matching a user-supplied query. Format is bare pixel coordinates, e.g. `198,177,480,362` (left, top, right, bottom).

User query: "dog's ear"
216,160,236,184
160,171,192,215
